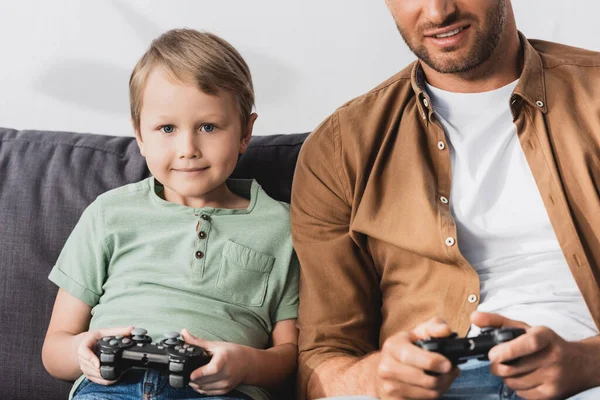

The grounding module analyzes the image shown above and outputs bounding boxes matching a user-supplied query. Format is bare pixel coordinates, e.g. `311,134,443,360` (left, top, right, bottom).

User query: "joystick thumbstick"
163,331,181,346
131,327,151,343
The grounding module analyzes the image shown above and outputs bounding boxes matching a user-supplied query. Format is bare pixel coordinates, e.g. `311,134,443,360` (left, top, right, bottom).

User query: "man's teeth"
434,28,463,38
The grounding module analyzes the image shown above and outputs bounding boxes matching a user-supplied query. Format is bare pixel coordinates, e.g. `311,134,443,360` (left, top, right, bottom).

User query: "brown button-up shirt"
291,34,600,398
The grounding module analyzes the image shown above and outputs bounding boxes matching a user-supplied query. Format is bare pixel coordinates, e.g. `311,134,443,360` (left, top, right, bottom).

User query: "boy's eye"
160,125,174,134
200,124,215,133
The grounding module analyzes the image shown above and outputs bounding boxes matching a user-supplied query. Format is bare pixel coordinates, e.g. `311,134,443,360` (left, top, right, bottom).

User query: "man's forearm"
578,335,600,388
307,352,381,398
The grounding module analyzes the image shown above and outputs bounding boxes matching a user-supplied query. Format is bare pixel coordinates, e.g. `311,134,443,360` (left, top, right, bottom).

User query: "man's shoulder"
305,61,417,144
530,38,600,69
336,61,416,114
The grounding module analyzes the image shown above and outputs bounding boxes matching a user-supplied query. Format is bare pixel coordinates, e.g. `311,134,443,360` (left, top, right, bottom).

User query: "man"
290,0,600,399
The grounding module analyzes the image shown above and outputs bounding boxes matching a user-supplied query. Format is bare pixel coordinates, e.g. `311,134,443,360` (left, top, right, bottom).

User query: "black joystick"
415,327,526,375
96,328,211,388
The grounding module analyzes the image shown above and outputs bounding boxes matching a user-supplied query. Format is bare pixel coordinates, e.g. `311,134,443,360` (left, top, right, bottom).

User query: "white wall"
1,0,599,136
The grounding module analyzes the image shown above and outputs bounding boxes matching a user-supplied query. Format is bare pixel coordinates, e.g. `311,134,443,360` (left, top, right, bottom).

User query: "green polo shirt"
49,177,299,400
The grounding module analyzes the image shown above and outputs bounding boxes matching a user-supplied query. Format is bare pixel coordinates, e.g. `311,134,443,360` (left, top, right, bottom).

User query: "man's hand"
75,326,133,385
376,317,460,400
181,328,249,396
472,311,599,399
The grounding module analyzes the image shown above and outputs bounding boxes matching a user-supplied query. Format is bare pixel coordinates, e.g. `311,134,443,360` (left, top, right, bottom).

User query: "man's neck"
422,29,522,93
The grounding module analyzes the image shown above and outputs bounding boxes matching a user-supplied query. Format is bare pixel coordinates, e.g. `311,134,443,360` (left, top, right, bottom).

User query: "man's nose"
423,0,457,25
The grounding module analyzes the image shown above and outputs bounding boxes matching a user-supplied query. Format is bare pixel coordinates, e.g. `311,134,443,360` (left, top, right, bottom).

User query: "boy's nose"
177,131,201,159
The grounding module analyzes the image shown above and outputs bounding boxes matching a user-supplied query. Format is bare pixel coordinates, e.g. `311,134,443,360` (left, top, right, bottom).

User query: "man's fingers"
488,326,552,363
490,345,548,378
410,317,453,341
382,338,452,377
379,359,455,391
471,312,529,330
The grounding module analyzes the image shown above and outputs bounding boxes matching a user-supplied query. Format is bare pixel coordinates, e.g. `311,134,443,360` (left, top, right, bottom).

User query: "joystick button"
169,375,185,389
115,335,123,340
122,338,131,344
102,336,111,342
109,339,118,346
100,353,115,363
100,365,117,380
169,362,185,372
179,349,186,354
175,345,182,350
183,344,190,349
132,328,148,336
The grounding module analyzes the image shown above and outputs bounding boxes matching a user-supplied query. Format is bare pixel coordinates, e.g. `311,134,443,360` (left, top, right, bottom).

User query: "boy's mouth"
172,167,209,173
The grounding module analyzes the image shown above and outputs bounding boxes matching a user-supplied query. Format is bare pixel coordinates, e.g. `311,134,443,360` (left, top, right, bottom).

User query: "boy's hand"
181,328,250,395
376,317,460,400
75,326,134,385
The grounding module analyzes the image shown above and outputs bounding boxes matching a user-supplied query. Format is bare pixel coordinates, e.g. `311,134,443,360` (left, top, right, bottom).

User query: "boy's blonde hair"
129,28,254,133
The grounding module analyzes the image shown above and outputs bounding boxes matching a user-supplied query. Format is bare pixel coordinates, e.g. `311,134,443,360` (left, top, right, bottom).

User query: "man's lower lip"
426,27,469,48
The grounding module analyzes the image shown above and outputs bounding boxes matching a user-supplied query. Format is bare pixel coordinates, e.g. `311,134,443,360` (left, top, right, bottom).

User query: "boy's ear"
239,112,258,155
132,120,146,157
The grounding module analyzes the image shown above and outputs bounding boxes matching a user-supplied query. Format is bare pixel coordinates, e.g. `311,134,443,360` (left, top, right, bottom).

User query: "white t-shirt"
426,80,597,341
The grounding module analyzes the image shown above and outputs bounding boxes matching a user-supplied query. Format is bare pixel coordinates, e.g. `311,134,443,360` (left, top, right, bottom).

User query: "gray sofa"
0,127,308,400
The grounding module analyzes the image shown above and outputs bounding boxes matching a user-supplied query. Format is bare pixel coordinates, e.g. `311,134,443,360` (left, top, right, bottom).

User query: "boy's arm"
42,288,93,380
42,288,132,383
183,319,298,393
243,318,298,389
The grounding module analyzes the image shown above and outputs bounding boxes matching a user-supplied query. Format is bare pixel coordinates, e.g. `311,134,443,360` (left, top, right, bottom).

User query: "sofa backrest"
0,127,308,400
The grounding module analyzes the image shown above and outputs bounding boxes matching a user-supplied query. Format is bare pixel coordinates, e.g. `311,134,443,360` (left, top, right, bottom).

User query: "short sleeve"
48,199,109,306
272,250,299,322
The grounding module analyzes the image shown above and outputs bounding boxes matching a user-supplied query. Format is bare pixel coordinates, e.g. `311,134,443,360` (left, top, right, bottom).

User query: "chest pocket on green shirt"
216,240,275,307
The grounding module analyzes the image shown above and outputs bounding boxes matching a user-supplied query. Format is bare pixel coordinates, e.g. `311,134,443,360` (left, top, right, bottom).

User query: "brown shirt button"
195,251,204,259
198,231,207,239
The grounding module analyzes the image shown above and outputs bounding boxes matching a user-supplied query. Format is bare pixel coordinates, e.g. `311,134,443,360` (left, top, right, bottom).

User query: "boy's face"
135,67,255,207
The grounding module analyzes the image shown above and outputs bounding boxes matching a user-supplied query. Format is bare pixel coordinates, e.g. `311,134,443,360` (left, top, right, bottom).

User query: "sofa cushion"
0,127,307,400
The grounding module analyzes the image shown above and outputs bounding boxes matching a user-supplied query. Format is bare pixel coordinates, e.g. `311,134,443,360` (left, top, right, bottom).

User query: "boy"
41,29,299,400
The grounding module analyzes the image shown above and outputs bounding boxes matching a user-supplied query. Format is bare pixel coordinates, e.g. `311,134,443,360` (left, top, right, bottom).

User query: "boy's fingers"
97,326,135,338
190,358,221,381
87,375,117,386
78,343,98,365
181,328,211,348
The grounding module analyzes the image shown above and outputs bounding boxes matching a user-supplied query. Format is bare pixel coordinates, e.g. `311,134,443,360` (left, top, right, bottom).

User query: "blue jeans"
72,369,253,400
320,359,600,400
